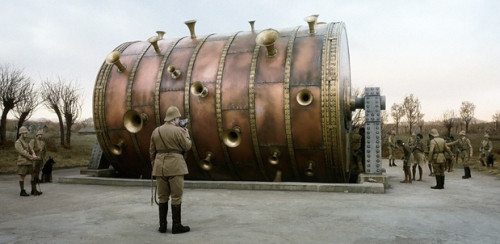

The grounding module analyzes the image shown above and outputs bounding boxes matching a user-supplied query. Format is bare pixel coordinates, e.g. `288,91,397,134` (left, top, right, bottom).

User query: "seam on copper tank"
155,37,186,127
216,32,242,180
95,41,136,167
334,23,347,181
321,23,335,181
126,42,152,176
284,26,301,180
184,34,215,171
249,38,268,181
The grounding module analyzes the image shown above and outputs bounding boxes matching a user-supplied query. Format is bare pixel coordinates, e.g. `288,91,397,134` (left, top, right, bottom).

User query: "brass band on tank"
330,23,343,179
321,23,335,180
216,32,241,179
283,26,301,179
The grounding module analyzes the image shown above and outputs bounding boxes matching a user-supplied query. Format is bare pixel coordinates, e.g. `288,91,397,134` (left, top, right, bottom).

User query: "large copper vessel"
93,18,353,182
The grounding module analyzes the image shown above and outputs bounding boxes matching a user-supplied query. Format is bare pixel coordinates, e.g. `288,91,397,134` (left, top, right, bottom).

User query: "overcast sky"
1,0,499,123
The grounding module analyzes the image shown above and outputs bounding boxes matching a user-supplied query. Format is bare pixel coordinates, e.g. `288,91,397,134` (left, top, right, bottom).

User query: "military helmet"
164,106,181,122
36,130,44,136
459,130,466,136
429,128,439,137
19,126,29,134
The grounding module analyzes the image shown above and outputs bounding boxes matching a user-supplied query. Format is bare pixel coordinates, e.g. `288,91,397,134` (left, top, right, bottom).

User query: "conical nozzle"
123,110,148,133
184,20,197,39
305,161,315,177
156,30,165,40
199,151,214,171
256,29,279,58
147,36,161,55
111,140,126,156
296,89,314,106
249,20,255,33
305,15,318,35
222,126,242,148
105,51,126,72
268,149,280,165
191,81,208,97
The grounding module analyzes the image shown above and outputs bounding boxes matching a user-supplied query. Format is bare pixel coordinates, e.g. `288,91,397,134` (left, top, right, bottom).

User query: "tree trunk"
55,109,65,146
465,121,470,133
0,104,14,144
65,116,73,148
16,111,29,139
395,122,399,134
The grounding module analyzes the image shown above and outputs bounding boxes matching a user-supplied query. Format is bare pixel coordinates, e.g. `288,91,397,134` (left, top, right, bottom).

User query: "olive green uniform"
428,137,452,176
449,137,472,166
30,138,46,177
480,138,493,165
15,137,34,175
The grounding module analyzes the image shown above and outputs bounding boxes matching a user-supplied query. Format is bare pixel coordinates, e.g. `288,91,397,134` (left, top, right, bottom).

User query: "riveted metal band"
321,23,335,180
248,41,268,181
184,34,214,166
328,23,342,179
284,26,301,180
94,41,136,163
216,32,241,180
154,38,185,126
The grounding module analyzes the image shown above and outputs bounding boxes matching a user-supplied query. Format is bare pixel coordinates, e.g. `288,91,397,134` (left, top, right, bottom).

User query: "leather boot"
418,166,423,181
466,167,471,178
412,165,416,181
440,175,445,189
158,202,168,233
462,167,468,179
431,176,440,189
31,179,42,196
171,204,190,234
19,181,29,196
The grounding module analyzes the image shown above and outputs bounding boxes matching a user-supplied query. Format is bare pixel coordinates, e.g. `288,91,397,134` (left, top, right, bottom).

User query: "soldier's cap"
36,130,44,136
459,130,466,136
429,128,439,137
19,126,29,134
484,133,490,138
164,106,181,122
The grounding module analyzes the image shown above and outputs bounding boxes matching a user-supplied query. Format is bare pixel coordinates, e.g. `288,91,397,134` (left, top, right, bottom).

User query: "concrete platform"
58,175,385,194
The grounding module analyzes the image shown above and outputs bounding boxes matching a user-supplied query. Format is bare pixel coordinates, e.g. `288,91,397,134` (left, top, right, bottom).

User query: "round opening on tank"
296,89,313,106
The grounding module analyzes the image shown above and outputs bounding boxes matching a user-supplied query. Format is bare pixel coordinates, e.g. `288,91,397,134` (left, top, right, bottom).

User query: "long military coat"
15,137,34,166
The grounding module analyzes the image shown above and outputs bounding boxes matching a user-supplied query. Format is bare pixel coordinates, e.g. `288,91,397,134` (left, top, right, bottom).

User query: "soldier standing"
411,133,425,181
480,133,494,167
15,126,41,196
428,128,453,189
396,139,412,183
150,106,191,234
448,131,473,179
30,130,46,192
388,130,397,167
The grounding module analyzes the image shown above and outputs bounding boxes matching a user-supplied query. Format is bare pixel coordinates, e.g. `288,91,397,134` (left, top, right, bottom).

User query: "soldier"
150,106,191,234
448,131,473,179
15,126,41,196
428,128,453,189
396,139,412,183
411,133,425,181
444,136,456,172
30,130,46,193
388,130,397,167
480,133,494,167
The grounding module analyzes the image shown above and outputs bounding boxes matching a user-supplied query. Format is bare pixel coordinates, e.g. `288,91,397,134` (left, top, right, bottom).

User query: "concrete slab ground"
1,159,499,244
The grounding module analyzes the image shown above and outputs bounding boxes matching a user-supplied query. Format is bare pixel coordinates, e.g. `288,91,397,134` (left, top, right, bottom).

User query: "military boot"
412,165,416,181
440,175,445,189
466,167,471,178
431,176,440,189
158,202,168,233
171,204,190,234
462,167,468,179
31,179,42,196
19,181,29,197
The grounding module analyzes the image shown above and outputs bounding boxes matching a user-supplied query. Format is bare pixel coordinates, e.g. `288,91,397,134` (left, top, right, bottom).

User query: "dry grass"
0,133,97,174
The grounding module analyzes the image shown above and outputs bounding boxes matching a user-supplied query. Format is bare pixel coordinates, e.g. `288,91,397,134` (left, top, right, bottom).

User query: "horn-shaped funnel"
296,89,313,106
268,149,281,165
147,36,161,55
305,161,315,177
156,30,165,40
105,51,126,72
249,20,255,33
111,140,126,155
123,110,149,133
256,29,279,58
184,20,197,39
305,15,318,35
199,151,214,171
273,170,282,182
167,65,182,79
190,81,208,97
222,126,242,148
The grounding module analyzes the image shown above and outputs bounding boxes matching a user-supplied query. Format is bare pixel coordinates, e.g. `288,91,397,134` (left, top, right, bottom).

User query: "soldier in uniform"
448,131,473,179
396,139,412,183
15,126,41,196
388,130,397,167
428,128,453,189
411,133,425,181
444,136,456,172
480,133,494,167
30,130,46,193
150,106,191,234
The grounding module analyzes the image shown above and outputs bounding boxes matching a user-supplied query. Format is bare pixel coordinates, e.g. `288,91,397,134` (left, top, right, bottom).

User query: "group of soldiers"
15,126,46,196
387,129,495,189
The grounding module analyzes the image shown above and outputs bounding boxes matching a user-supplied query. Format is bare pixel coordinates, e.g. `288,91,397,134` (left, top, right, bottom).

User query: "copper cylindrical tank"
93,21,352,182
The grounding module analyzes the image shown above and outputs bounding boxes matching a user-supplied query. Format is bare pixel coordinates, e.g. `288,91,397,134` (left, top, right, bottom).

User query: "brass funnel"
268,149,280,165
255,29,279,58
156,30,165,40
111,140,126,156
123,110,149,133
167,65,182,79
304,15,318,35
273,170,282,182
249,20,255,33
199,151,214,171
222,126,242,148
184,19,197,39
147,36,161,55
105,51,126,72
296,89,313,106
190,81,208,97
305,161,315,177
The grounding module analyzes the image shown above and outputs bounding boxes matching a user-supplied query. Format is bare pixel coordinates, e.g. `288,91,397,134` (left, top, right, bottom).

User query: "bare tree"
61,82,82,147
42,78,65,146
416,104,425,133
391,103,405,133
442,110,456,138
13,82,40,138
460,101,475,133
493,112,500,132
0,64,31,144
351,88,365,130
402,94,420,134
